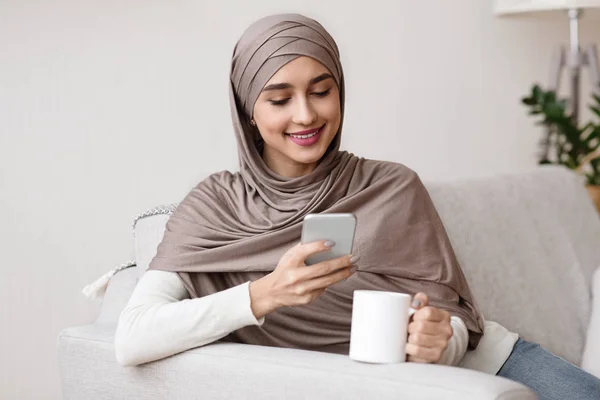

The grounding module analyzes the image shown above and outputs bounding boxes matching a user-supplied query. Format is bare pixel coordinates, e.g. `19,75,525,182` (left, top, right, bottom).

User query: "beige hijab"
148,13,484,351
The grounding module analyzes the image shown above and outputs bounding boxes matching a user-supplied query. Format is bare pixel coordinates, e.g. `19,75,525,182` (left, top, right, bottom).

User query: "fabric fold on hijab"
148,13,484,351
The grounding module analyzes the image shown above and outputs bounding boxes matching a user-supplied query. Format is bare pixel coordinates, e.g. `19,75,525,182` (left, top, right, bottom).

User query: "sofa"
57,165,600,399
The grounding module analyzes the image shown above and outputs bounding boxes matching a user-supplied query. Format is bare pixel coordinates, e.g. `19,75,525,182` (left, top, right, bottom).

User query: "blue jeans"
497,339,600,400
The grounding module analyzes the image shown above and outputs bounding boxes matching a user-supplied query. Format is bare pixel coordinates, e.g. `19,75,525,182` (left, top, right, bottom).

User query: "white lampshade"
495,0,600,15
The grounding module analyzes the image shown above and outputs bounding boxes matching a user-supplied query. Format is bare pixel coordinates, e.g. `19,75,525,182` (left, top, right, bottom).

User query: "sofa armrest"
117,341,534,400
59,323,536,400
95,266,143,326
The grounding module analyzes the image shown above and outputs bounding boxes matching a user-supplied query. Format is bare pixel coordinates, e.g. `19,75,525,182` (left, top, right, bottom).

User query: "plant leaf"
590,106,600,119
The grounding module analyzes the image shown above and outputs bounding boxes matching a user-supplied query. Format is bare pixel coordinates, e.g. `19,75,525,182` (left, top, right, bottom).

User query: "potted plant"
522,85,600,212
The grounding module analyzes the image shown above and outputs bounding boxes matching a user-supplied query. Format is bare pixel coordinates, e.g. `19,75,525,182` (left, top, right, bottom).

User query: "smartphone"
301,213,357,266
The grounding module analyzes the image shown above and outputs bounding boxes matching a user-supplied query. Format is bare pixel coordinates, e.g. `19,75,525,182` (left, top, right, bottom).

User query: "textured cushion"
582,266,600,378
426,166,600,365
134,213,171,271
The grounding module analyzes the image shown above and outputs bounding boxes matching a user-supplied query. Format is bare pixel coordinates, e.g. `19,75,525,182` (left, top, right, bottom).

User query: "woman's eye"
268,89,330,106
313,89,331,97
269,98,290,106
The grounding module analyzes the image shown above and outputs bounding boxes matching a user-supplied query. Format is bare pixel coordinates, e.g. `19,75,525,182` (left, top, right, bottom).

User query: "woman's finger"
407,332,446,348
301,265,356,293
411,292,428,309
405,343,443,363
412,306,449,323
408,320,450,336
407,355,430,363
287,240,334,266
303,254,355,281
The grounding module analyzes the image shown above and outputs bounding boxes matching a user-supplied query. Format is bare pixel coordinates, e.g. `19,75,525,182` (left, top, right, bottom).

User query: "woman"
114,13,600,399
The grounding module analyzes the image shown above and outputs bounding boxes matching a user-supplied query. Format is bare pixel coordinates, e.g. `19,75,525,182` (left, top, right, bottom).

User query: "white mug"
349,290,416,364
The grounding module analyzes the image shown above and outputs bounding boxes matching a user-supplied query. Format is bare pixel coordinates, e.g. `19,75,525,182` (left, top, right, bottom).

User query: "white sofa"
57,166,600,399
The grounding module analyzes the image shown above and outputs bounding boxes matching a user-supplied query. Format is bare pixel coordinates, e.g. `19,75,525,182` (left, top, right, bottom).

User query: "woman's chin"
287,137,334,162
289,147,329,165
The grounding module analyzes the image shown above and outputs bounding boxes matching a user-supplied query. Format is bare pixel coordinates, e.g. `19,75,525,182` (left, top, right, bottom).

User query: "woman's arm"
114,270,264,367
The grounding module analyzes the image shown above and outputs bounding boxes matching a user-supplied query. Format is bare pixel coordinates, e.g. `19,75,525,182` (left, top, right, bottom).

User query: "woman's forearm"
114,270,264,367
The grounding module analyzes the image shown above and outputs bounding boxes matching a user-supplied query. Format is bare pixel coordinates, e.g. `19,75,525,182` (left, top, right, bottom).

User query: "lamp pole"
544,8,600,163
568,8,582,124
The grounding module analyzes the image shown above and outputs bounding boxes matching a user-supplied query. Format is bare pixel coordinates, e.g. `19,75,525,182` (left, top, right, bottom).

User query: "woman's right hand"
249,240,358,319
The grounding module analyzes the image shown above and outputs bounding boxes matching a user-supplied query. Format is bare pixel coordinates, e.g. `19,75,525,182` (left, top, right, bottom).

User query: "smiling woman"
126,13,485,368
252,57,341,178
113,13,600,400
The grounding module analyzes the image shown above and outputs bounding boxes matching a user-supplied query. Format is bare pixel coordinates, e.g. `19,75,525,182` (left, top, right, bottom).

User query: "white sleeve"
114,269,265,367
436,316,469,366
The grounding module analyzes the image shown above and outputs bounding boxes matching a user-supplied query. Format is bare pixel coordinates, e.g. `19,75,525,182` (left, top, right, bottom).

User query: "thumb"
411,292,428,309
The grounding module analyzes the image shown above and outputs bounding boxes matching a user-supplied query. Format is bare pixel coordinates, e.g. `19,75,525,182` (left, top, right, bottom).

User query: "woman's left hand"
406,292,453,363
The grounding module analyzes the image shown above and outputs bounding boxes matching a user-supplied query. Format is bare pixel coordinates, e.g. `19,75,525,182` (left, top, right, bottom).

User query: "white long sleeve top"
114,270,517,371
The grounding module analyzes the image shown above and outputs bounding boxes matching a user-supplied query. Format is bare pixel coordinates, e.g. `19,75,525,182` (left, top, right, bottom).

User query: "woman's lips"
286,124,325,147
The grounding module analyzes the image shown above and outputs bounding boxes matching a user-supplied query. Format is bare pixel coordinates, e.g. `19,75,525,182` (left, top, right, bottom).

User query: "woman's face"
252,56,341,178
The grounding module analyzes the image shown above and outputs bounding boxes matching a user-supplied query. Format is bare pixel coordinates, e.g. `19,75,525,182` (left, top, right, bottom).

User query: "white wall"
1,1,599,398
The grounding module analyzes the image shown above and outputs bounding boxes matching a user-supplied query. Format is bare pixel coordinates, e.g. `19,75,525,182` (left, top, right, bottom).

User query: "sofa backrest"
133,165,600,365
426,165,600,365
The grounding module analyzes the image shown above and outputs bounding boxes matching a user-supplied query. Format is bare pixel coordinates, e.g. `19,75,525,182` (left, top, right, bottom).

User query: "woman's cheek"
262,114,288,139
323,96,341,123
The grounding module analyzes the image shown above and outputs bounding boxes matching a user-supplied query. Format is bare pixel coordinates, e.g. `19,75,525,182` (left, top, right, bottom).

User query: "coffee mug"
349,290,415,364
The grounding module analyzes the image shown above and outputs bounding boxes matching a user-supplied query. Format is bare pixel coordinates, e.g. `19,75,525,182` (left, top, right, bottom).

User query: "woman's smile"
286,124,325,146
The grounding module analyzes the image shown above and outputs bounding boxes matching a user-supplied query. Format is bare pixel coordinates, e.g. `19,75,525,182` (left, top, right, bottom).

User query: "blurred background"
1,0,599,398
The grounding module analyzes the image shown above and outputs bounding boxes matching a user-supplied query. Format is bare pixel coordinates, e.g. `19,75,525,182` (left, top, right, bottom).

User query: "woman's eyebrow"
261,73,333,92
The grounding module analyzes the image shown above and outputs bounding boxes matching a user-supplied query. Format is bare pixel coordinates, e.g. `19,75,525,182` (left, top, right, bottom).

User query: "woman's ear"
249,116,264,154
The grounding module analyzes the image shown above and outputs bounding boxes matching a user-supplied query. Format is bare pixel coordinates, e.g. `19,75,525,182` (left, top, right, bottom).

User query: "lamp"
495,1,600,126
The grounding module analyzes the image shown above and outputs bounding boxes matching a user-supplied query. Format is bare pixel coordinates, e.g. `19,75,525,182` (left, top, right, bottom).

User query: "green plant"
522,85,600,185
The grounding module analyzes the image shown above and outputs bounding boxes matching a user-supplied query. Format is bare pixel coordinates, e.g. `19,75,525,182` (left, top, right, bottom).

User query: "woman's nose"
292,98,317,126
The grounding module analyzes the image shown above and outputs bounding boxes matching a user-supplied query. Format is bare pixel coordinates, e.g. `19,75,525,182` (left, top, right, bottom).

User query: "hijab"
148,13,484,351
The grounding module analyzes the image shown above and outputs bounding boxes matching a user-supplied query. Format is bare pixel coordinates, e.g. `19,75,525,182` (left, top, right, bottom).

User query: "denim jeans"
497,339,600,400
